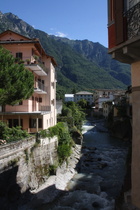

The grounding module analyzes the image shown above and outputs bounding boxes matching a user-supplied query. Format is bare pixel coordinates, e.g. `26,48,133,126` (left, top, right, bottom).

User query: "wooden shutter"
115,0,124,45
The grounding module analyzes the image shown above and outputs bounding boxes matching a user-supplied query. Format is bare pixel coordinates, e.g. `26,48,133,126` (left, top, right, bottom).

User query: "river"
40,119,130,210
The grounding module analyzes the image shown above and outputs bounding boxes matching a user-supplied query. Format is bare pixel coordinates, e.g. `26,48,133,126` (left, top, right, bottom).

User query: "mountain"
0,12,131,98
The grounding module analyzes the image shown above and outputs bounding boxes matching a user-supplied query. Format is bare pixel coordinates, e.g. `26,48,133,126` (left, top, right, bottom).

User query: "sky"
1,0,108,47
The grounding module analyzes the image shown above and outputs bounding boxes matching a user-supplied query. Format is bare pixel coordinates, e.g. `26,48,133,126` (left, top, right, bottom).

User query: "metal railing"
23,56,48,74
39,106,51,111
125,2,140,39
35,81,47,92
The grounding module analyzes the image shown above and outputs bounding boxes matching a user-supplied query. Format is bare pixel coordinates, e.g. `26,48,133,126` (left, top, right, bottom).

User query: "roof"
0,29,32,40
95,89,125,92
65,94,74,97
75,91,93,95
0,30,57,66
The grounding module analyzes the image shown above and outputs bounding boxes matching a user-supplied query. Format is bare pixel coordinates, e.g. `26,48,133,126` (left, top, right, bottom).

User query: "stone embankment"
28,144,81,209
0,136,59,209
0,135,82,209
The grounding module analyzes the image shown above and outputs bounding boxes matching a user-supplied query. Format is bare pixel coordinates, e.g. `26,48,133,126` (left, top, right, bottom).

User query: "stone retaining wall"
0,136,58,202
0,136,82,209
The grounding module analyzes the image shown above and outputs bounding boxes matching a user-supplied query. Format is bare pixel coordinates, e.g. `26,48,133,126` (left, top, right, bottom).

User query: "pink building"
0,30,57,133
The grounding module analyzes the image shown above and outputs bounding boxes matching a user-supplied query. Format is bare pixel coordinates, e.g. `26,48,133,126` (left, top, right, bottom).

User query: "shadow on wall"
0,166,22,210
0,166,65,210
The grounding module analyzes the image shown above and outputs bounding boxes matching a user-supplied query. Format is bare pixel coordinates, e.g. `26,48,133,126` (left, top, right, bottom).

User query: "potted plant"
33,55,39,63
26,59,30,64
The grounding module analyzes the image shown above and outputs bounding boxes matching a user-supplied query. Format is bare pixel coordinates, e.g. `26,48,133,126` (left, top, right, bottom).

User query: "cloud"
55,31,68,38
50,27,56,31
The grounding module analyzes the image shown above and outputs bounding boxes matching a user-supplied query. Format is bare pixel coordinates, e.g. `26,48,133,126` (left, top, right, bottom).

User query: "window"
39,119,42,128
15,101,23,105
29,118,36,128
16,52,23,60
19,101,23,105
39,98,42,103
8,119,23,128
51,99,54,105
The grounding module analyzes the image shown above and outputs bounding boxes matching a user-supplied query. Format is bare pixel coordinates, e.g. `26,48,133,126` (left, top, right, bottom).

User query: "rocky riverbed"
20,119,131,210
41,119,129,210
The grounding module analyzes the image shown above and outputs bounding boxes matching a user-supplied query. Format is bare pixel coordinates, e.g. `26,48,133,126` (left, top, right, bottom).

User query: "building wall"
108,23,116,49
131,61,140,207
0,31,57,131
0,32,29,41
103,103,112,118
109,0,140,208
107,2,140,207
74,94,93,105
65,94,74,102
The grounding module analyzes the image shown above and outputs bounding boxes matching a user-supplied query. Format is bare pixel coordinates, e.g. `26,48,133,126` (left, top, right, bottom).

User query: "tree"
77,99,88,109
62,101,86,130
0,46,34,105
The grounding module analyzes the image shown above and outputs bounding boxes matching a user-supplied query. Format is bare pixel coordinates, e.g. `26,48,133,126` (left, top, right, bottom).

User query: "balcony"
39,106,51,112
125,2,140,40
108,2,140,64
34,81,47,94
24,56,48,76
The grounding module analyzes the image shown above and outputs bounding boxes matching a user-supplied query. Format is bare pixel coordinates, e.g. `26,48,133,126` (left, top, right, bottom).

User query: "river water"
41,119,130,210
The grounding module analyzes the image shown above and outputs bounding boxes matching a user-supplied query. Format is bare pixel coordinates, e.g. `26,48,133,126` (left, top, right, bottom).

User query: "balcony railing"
125,2,140,39
39,106,51,111
24,56,48,75
35,81,47,92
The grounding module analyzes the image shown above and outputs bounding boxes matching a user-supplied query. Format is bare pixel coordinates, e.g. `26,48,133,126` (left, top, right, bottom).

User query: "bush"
59,101,86,132
49,164,58,175
39,122,73,165
0,121,30,143
57,144,72,164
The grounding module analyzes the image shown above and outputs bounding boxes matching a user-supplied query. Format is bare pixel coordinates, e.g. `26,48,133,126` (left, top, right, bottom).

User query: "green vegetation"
49,164,58,175
0,46,34,105
40,122,73,164
77,99,89,109
39,34,131,99
0,121,30,143
24,149,29,163
39,102,85,164
59,101,86,131
8,158,19,167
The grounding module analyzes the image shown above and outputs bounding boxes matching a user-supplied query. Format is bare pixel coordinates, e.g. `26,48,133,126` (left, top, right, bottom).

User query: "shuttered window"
108,0,115,23
115,0,124,45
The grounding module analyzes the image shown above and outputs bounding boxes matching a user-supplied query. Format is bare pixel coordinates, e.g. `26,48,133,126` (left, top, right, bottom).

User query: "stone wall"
0,136,58,209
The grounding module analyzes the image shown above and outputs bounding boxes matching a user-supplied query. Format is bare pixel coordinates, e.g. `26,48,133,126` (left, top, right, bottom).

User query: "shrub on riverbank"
40,122,74,164
58,101,86,131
